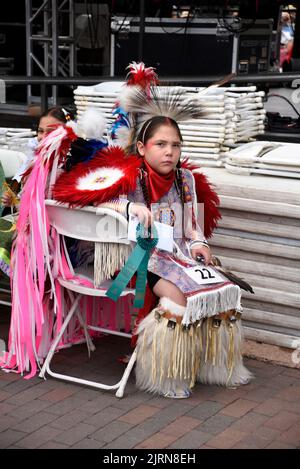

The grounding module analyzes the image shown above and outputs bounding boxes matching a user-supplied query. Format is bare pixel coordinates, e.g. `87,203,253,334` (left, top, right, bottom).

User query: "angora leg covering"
135,297,201,396
197,316,253,387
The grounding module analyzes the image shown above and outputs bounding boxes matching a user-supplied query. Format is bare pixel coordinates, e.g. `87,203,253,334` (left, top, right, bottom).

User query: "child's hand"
130,203,153,228
191,245,212,266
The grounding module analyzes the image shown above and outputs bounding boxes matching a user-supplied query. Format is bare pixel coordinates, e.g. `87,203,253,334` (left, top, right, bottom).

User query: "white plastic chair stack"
223,87,266,143
224,140,300,178
180,87,228,167
39,200,137,398
73,84,265,168
74,82,125,132
180,86,266,167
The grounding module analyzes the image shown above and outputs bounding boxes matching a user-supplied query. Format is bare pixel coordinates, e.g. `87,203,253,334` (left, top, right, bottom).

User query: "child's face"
37,115,64,141
137,125,181,175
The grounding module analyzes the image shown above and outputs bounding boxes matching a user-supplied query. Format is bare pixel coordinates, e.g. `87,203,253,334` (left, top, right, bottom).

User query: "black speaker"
111,17,234,77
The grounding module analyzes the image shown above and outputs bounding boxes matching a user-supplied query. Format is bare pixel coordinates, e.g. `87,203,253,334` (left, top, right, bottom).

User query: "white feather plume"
76,108,107,140
110,125,132,149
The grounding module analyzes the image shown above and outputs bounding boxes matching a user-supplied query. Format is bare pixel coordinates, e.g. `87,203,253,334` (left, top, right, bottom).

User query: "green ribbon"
106,223,158,308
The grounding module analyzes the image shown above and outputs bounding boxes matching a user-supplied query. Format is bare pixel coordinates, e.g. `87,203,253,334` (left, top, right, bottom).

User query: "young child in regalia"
53,63,253,398
121,115,252,398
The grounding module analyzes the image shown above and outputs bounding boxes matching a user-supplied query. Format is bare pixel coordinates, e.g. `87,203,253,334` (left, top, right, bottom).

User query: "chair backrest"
45,199,129,244
0,149,27,178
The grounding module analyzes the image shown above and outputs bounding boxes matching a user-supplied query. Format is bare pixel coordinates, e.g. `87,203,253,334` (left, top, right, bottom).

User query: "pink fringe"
1,127,134,378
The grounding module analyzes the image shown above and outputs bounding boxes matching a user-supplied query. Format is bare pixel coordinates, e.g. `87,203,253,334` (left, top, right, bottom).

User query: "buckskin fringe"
135,299,201,395
183,283,241,326
94,242,132,287
197,316,253,387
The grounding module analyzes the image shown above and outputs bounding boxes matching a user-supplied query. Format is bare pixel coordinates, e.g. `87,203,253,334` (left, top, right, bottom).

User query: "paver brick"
264,411,300,431
135,432,178,449
37,441,70,449
254,425,281,441
53,423,97,446
210,386,248,405
277,424,300,446
92,420,133,443
0,390,10,401
229,411,269,432
0,429,27,448
160,416,201,438
5,383,48,405
220,398,257,417
266,440,296,449
169,429,212,449
0,415,21,432
10,411,58,433
198,413,237,435
49,409,88,430
7,398,51,420
232,434,269,449
17,425,64,449
242,385,278,403
206,428,248,449
254,398,286,417
71,437,106,449
118,404,160,425
84,405,126,428
186,401,223,420
274,385,300,402
46,396,89,415
39,386,77,402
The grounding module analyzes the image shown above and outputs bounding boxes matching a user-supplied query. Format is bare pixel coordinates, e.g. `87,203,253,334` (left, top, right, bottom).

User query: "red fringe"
181,159,221,239
23,126,77,180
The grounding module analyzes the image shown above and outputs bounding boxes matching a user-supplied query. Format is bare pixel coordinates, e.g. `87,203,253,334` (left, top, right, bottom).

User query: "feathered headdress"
111,61,158,148
111,63,235,153
125,61,158,91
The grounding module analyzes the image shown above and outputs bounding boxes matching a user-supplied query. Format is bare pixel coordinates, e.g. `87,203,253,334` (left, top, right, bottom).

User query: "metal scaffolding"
25,0,76,105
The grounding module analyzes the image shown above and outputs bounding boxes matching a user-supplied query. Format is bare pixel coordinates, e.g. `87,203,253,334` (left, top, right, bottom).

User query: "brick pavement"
0,327,300,450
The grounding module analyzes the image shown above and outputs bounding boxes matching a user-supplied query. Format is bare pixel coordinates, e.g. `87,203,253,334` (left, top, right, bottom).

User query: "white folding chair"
39,200,137,398
0,148,27,179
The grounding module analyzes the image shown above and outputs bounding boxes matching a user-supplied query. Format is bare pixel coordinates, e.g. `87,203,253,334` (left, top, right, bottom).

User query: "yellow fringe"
151,322,158,383
159,324,168,384
226,322,235,386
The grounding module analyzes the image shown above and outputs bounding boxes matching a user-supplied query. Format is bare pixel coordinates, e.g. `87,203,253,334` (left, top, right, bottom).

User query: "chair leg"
66,289,95,355
39,295,80,379
115,349,137,398
76,309,96,356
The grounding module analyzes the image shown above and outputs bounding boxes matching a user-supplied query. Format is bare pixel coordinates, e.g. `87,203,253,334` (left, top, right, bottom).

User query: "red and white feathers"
52,146,140,208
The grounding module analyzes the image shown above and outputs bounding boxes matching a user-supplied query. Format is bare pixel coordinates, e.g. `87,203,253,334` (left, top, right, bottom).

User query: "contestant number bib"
184,265,224,285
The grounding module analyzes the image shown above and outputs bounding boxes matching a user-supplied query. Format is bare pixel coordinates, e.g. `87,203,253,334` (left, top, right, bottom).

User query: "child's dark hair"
137,116,183,147
137,116,186,209
39,106,73,124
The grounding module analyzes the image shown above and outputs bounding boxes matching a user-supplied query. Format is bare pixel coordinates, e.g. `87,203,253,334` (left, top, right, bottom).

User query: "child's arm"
96,199,153,227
